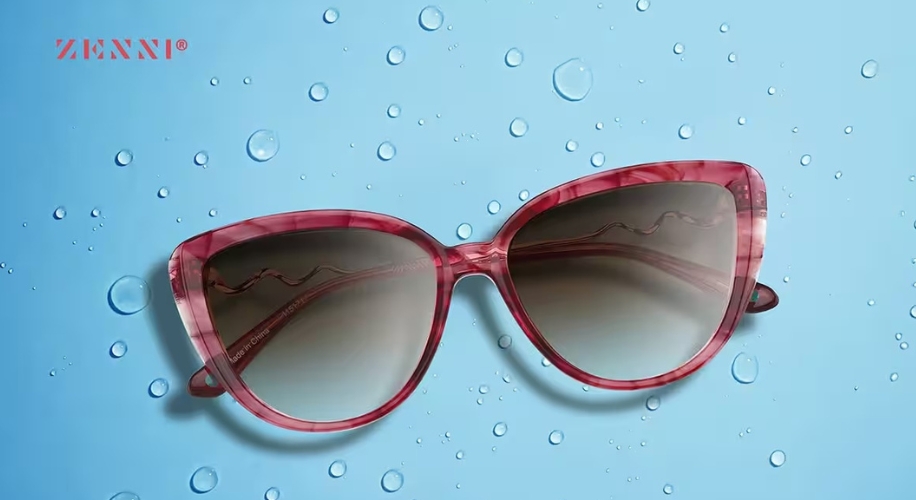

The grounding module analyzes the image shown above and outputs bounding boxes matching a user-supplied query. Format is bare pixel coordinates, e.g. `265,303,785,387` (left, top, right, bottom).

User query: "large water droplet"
419,5,444,31
456,223,473,240
673,43,685,55
387,46,406,65
800,154,811,166
329,459,347,478
110,492,140,500
769,450,786,467
663,484,674,494
194,151,209,166
861,59,878,78
377,141,397,161
553,58,594,101
387,104,401,118
110,340,128,358
190,466,219,493
264,487,280,500
509,118,529,137
91,208,101,217
497,334,512,349
109,275,151,315
636,0,650,11
548,430,565,445
157,187,170,199
565,140,578,152
247,130,280,162
731,352,759,383
487,200,501,214
380,469,404,492
115,149,133,166
646,395,660,411
309,82,329,102
323,8,339,24
53,207,67,220
590,152,606,167
677,124,693,139
493,422,508,436
148,378,170,398
505,48,524,67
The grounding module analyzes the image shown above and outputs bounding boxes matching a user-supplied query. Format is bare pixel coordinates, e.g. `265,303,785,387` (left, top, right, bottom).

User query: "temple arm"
187,242,778,397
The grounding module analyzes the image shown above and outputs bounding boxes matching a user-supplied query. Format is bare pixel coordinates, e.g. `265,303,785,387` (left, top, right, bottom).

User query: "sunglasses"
169,160,778,432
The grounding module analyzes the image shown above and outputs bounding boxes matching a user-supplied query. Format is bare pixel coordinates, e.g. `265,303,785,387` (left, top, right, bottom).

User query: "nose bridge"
446,241,505,278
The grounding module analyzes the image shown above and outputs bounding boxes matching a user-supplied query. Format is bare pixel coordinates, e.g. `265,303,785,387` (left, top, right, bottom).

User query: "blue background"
1,0,914,498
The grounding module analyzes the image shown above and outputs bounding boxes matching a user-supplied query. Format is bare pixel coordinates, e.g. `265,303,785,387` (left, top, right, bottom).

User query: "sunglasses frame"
169,160,774,432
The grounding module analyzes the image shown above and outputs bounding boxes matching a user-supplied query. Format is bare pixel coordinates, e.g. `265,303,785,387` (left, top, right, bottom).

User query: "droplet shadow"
145,259,377,453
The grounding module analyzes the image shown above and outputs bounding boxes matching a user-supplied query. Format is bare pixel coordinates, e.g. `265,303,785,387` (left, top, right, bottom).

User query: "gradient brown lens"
204,229,437,422
507,182,738,381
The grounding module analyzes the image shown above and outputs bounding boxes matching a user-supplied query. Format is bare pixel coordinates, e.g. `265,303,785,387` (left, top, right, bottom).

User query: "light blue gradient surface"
1,1,915,498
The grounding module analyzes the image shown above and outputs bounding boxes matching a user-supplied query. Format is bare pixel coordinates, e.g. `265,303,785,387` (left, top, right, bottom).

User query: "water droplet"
419,5,444,31
677,124,693,139
157,187,169,198
792,127,799,133
493,422,508,436
867,299,876,306
502,373,512,383
738,116,746,125
456,223,473,240
910,305,916,318
208,209,218,217
519,189,530,201
673,43,685,55
497,334,512,349
541,357,552,367
896,333,903,341
455,450,465,459
891,372,899,382
380,469,404,492
731,352,759,384
509,118,529,137
53,207,67,220
210,77,219,86
769,450,786,467
91,208,101,217
148,378,170,398
861,59,878,78
243,76,251,85
110,492,140,500
901,342,909,350
387,104,401,118
663,484,674,494
548,430,565,445
110,340,128,358
479,385,490,394
329,459,347,478
387,46,406,65
247,129,279,162
552,58,594,101
323,7,339,23
646,395,660,411
377,141,397,161
309,82,329,102
596,122,604,130
590,152,606,167
783,276,790,283
835,171,843,179
194,151,209,166
49,369,56,377
505,48,524,67
108,275,151,315
799,154,812,166
565,140,578,152
636,0,650,11
487,200,501,214
844,126,853,134
727,52,737,63
719,22,729,33
190,466,218,493
767,86,776,95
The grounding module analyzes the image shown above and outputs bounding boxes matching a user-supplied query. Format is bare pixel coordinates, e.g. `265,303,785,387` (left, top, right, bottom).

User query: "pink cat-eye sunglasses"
169,160,778,432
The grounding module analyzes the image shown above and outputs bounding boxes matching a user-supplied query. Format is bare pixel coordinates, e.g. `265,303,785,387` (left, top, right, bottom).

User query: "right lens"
203,228,437,423
507,182,738,381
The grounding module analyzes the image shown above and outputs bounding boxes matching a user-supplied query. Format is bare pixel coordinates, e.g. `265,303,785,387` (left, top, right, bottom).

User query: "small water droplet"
90,208,101,217
243,76,251,85
519,189,530,201
493,422,508,436
677,124,693,139
767,86,776,95
108,275,151,315
502,373,512,383
208,208,218,217
329,459,347,478
53,207,67,220
901,342,909,350
636,0,650,11
110,492,140,500
387,46,406,65
509,118,529,137
264,487,281,500
769,450,786,467
792,127,799,133
194,151,209,166
496,334,514,349
552,58,594,101
646,395,660,411
673,43,685,55
148,378,170,398
486,200,501,215
727,52,737,63
505,48,524,67
387,104,401,118
455,450,464,459
663,484,674,495
800,154,811,166
541,357,552,367
548,430,565,445
731,352,759,384
323,7,339,23
479,385,490,394
867,299,876,306
738,116,746,125
190,466,218,493
590,152,606,167
456,223,473,240
910,305,916,318
247,129,280,162
376,141,397,161
844,126,853,134
565,140,578,152
157,187,169,198
209,77,219,86
719,22,729,33
835,171,843,179
896,333,903,341
309,82,329,102
596,122,604,130
783,276,790,283
110,340,128,358
861,59,878,78
380,469,404,492
419,5,444,31
890,372,899,382
49,369,56,377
